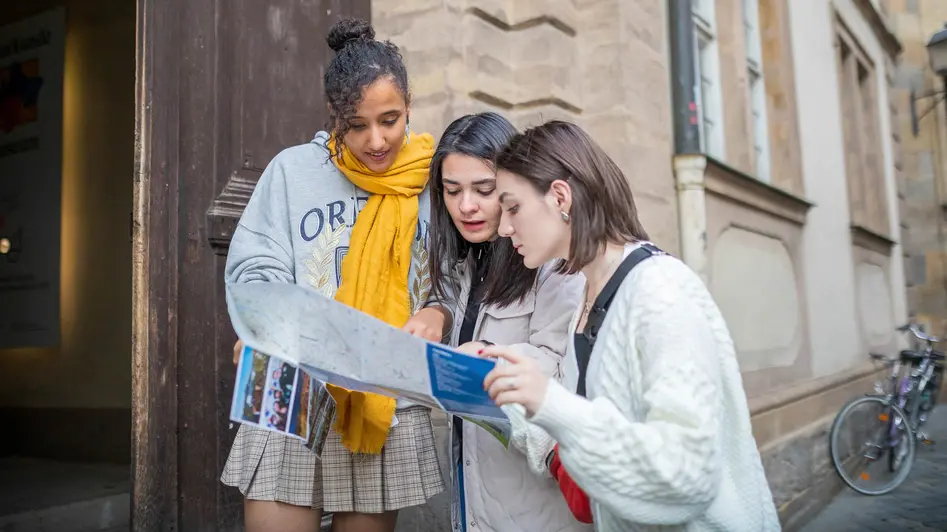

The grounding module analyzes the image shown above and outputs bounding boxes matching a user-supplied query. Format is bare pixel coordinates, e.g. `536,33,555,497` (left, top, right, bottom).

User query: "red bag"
548,444,593,523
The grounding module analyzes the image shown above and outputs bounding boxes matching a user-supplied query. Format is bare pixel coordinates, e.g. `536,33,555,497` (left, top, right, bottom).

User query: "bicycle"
828,323,944,495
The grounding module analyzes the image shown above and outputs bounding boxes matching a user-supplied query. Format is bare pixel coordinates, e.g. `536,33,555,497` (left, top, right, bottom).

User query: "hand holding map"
226,282,511,448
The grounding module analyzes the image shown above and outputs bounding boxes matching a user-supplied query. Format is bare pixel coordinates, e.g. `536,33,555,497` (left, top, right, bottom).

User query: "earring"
560,211,570,222
405,122,411,144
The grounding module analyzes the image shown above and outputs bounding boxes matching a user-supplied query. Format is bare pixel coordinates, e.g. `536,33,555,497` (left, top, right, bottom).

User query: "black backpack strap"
581,243,663,346
574,244,664,396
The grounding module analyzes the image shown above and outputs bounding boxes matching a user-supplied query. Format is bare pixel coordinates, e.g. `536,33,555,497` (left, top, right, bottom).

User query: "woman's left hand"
483,347,548,417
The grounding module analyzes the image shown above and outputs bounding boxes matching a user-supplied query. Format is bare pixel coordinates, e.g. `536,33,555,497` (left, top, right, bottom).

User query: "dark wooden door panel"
235,0,330,167
134,0,370,530
209,0,370,254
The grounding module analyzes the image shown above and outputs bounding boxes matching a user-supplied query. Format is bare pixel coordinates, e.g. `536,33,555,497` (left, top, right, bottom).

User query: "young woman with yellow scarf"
221,18,447,532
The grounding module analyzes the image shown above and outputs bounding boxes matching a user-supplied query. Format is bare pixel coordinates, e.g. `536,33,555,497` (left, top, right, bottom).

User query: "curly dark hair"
324,18,410,149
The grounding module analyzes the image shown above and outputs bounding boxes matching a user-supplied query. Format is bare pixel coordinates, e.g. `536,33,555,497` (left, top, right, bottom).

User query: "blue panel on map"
426,344,506,419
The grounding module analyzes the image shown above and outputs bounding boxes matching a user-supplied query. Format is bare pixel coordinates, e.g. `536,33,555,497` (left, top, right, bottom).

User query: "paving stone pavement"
801,406,947,532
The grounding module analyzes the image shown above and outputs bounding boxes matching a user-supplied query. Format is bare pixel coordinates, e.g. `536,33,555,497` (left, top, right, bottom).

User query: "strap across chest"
573,243,664,397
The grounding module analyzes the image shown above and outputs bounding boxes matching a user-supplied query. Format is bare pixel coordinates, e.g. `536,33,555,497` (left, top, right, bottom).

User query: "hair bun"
327,18,375,52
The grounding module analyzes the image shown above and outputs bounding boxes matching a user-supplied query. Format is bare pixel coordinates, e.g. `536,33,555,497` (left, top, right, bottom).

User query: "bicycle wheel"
829,395,916,495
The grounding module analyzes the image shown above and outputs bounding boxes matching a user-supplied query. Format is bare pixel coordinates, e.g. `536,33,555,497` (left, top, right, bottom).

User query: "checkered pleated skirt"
221,406,445,513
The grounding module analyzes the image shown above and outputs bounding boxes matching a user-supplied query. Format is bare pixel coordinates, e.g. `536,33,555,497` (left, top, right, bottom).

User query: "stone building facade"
374,1,910,530
887,0,947,338
373,0,681,250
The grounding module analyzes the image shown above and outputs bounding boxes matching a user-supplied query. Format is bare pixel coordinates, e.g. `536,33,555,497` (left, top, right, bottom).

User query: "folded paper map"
226,282,511,448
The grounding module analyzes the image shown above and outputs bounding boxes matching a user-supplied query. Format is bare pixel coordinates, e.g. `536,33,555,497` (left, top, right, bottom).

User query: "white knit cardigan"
504,247,781,532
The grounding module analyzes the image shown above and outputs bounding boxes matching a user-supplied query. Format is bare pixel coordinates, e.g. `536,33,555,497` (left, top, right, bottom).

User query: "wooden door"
132,0,369,530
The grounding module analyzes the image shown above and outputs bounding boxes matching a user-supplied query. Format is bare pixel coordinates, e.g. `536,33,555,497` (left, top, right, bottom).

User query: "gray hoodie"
226,131,433,408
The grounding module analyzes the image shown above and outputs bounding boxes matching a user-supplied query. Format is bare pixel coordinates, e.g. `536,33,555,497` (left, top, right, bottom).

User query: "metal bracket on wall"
910,87,947,138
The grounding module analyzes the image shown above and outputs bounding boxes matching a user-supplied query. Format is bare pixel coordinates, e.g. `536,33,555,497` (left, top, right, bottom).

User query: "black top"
458,243,491,345
573,332,594,398
455,243,492,476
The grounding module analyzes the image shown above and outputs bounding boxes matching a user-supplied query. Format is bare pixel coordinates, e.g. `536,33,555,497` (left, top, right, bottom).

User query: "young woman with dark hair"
221,18,444,532
402,113,589,532
480,121,780,531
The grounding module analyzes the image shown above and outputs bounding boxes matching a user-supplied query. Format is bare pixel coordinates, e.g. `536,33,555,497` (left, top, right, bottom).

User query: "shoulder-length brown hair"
494,120,650,274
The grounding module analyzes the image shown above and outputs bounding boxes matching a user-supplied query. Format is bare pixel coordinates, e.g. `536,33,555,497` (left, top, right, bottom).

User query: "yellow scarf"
327,131,434,454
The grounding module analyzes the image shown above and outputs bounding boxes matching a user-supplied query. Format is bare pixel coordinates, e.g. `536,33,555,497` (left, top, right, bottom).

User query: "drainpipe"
668,0,700,155
674,155,709,282
668,0,710,282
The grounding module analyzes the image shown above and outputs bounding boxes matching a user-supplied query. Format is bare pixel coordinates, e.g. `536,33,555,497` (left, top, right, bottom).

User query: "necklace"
580,251,624,322
581,300,594,323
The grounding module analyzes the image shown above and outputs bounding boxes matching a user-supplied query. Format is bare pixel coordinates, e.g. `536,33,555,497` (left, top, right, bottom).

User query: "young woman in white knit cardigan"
480,121,781,532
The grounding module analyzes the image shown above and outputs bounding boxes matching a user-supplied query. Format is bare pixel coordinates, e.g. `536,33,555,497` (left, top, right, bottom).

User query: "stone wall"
751,365,881,529
887,0,947,337
373,0,680,253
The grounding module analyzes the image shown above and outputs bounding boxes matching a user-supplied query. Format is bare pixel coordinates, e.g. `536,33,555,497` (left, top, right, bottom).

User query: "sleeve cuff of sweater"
529,379,594,448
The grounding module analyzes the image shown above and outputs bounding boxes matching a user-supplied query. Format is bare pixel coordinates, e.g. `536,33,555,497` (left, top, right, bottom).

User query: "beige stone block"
463,97,504,118
583,113,644,146
510,106,578,130
777,392,827,438
572,0,608,9
461,15,581,109
512,67,579,110
461,13,511,61
511,0,580,32
577,0,621,28
618,0,667,54
582,0,671,141
618,144,675,199
372,0,443,18
635,193,681,255
468,0,580,33
377,7,459,102
471,0,514,26
924,251,947,285
405,50,453,94
760,415,833,508
624,99,673,146
410,106,450,141
581,59,628,114
751,409,780,448
373,5,439,41
461,16,519,101
511,23,577,65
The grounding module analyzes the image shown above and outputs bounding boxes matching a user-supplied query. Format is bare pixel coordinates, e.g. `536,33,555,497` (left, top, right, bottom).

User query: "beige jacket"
431,257,591,532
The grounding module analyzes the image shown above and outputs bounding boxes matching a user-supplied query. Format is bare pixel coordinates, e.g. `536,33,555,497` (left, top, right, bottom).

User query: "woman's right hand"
232,339,244,365
403,307,448,342
483,347,548,417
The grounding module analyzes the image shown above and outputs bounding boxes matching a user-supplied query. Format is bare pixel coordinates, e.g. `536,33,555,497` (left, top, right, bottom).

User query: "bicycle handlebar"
897,323,940,344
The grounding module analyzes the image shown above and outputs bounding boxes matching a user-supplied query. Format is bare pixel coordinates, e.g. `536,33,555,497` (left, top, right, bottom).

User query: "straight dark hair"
428,112,538,308
495,120,650,274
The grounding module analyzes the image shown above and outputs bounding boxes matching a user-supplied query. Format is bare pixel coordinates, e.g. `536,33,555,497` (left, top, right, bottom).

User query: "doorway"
0,1,134,531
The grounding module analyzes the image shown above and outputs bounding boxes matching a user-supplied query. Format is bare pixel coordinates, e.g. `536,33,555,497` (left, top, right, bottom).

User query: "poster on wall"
0,8,65,348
